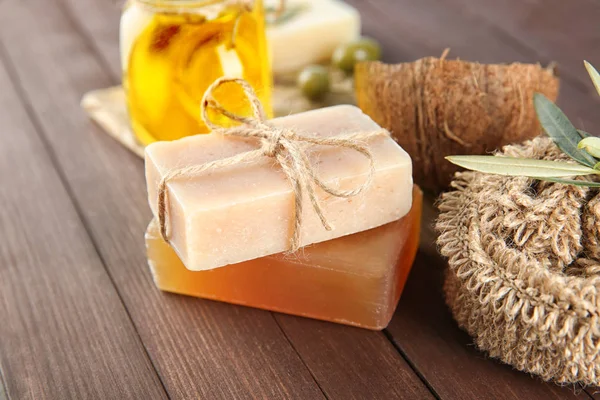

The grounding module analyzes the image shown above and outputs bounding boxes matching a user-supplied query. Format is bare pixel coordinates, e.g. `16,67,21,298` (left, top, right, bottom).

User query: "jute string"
437,136,600,385
157,77,389,251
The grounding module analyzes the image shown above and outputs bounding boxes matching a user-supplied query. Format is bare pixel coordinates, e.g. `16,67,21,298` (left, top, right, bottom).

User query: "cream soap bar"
267,0,360,74
145,105,413,271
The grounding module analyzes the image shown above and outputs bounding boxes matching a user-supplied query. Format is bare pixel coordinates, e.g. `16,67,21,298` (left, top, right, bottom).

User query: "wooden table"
2,0,600,398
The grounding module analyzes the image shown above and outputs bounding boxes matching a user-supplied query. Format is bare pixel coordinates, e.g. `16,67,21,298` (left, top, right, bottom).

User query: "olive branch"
447,61,600,188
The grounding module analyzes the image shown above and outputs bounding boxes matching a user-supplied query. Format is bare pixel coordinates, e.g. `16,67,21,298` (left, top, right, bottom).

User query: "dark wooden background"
1,0,600,399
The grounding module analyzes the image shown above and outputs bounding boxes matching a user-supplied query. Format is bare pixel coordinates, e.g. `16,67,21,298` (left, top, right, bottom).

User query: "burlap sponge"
437,136,600,386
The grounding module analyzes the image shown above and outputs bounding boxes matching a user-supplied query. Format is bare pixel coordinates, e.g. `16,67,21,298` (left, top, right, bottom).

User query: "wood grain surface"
54,1,440,399
444,0,600,97
0,41,166,400
0,1,325,399
342,1,599,398
354,0,600,131
275,315,435,400
0,0,599,399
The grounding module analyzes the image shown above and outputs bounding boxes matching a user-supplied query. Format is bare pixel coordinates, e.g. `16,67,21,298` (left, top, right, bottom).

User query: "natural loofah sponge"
437,136,600,386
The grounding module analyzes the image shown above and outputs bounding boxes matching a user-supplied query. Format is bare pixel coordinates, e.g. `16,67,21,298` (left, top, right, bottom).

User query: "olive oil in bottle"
121,0,272,145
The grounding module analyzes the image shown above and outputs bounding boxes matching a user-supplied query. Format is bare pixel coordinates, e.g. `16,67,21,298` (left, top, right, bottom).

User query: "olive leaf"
534,93,597,168
584,61,600,97
578,137,600,158
446,155,598,177
535,176,600,187
444,62,600,189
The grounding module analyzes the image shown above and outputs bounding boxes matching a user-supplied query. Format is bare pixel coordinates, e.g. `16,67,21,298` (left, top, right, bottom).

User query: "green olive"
297,65,330,101
332,37,382,74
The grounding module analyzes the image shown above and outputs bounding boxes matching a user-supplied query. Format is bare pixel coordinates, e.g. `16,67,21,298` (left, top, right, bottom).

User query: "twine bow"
158,77,389,251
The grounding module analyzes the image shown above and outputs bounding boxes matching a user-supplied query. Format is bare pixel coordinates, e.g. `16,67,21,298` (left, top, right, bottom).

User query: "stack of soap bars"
145,105,421,330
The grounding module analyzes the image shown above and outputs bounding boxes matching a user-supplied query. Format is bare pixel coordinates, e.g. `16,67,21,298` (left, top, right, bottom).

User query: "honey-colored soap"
146,186,422,330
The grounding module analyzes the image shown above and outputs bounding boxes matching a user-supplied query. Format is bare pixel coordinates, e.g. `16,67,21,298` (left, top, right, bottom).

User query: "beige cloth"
437,136,600,386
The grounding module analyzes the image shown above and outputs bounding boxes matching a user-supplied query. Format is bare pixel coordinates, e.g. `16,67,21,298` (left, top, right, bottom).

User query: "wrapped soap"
146,102,413,271
147,186,422,329
267,0,360,75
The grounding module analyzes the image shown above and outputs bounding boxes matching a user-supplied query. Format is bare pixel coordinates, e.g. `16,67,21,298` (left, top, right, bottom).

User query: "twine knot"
263,127,284,157
158,77,389,252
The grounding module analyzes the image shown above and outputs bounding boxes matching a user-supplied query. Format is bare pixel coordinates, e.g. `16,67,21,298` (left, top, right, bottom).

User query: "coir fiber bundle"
355,58,559,191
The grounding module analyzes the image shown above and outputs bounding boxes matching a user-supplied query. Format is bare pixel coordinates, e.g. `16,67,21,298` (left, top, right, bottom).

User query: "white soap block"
267,0,361,75
145,105,413,271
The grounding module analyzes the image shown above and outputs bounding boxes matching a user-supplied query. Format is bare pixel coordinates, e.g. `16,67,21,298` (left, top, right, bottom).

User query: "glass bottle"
120,0,272,145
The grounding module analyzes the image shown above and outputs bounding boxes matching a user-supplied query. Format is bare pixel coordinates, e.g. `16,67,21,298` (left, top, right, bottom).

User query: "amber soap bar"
146,105,413,271
146,186,422,330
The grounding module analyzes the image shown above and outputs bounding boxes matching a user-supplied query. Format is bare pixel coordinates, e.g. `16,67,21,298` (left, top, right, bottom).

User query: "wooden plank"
55,0,438,398
345,1,598,398
356,0,600,132
59,0,598,396
428,1,600,396
439,0,600,99
0,50,166,399
0,2,325,399
389,256,592,400
275,315,435,399
46,0,599,398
